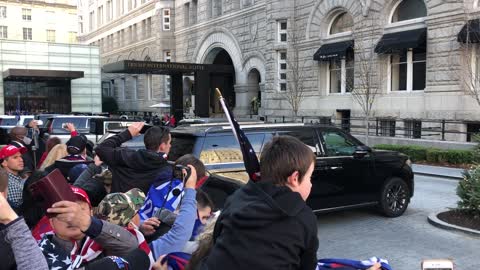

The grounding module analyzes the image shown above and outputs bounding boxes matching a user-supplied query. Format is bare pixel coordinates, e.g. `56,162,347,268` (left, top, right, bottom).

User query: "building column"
233,83,258,116
171,73,183,121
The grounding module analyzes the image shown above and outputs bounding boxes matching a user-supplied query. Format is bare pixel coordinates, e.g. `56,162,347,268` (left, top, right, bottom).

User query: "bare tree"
451,17,480,107
282,18,307,119
348,21,385,145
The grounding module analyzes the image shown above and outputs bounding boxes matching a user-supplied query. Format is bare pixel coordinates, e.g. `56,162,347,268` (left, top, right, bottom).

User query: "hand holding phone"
421,259,454,270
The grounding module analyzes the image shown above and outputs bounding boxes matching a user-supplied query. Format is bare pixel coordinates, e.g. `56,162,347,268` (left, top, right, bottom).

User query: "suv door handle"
329,166,343,170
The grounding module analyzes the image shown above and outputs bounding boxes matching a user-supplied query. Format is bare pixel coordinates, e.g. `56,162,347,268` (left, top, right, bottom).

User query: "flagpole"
215,88,240,145
215,88,261,182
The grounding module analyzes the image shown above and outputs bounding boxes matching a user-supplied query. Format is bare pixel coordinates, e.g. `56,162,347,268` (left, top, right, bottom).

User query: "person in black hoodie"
197,135,319,270
95,122,172,193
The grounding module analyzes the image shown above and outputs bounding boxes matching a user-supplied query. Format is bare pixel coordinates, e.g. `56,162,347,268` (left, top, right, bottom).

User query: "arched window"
329,12,353,35
391,0,427,23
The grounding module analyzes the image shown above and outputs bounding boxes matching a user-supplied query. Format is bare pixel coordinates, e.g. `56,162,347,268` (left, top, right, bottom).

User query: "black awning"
457,19,480,43
313,40,354,61
374,28,427,54
3,69,84,81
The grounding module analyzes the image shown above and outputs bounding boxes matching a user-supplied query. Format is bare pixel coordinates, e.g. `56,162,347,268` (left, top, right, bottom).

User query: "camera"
167,161,191,181
421,259,454,270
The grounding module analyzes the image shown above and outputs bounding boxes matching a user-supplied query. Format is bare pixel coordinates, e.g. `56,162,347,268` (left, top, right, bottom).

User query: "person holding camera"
141,165,199,260
0,168,49,270
94,122,172,194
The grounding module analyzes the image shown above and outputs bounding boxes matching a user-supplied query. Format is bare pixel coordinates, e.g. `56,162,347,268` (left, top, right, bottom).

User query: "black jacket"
200,181,319,270
95,129,171,193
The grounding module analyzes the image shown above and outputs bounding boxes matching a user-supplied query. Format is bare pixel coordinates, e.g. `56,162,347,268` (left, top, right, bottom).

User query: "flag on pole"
215,88,261,182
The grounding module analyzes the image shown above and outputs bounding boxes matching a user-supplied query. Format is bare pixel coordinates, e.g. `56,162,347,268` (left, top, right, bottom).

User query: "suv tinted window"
321,131,358,156
1,118,17,126
170,135,196,161
51,118,88,134
283,129,321,156
200,134,265,164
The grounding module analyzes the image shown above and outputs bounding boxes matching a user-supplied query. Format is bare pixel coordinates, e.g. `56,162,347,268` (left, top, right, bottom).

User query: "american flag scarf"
39,228,154,269
161,252,191,270
317,257,393,270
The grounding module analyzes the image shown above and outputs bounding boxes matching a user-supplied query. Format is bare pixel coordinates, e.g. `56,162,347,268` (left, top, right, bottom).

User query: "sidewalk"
412,164,465,180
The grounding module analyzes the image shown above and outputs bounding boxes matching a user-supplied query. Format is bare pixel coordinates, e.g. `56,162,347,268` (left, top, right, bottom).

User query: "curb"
428,212,480,237
414,172,463,180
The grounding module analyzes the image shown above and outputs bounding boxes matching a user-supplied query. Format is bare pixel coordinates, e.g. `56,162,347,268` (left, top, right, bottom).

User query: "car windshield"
1,118,17,125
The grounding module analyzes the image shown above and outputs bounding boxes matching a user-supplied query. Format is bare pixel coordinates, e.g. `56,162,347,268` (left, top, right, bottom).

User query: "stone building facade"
174,0,480,141
78,0,176,113
80,0,480,141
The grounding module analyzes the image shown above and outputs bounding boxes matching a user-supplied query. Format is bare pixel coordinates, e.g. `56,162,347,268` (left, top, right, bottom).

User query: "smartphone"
421,259,454,270
29,169,77,215
62,123,68,129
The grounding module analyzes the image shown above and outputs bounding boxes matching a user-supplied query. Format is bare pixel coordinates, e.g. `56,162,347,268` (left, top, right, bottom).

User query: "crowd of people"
0,120,385,270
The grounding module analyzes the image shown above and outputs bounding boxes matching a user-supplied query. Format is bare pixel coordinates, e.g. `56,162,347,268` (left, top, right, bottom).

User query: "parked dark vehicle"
42,115,106,143
98,123,414,217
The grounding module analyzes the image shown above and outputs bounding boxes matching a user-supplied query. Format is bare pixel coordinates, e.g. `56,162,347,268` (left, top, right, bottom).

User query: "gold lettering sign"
125,61,205,71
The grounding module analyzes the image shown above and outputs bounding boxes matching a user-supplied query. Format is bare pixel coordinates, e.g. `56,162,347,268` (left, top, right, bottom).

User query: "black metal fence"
257,115,480,143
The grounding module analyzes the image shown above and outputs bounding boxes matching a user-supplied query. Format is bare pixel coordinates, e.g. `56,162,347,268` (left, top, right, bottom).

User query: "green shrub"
457,166,480,217
373,144,427,162
373,144,479,164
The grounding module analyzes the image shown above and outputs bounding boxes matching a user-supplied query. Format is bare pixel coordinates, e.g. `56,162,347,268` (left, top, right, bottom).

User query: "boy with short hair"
199,135,319,270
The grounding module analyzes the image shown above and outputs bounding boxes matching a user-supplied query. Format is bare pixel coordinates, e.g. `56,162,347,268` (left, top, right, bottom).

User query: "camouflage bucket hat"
95,188,145,226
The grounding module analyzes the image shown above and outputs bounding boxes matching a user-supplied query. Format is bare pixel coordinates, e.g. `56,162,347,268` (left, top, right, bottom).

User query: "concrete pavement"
412,164,465,179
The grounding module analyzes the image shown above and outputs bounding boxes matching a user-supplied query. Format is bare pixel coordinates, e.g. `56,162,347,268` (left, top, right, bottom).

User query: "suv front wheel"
378,177,410,217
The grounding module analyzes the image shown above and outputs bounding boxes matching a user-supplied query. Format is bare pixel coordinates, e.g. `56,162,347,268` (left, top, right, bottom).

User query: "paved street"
315,175,480,270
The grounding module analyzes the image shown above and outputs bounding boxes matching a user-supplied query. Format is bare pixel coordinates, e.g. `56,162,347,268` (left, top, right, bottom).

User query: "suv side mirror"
353,145,371,159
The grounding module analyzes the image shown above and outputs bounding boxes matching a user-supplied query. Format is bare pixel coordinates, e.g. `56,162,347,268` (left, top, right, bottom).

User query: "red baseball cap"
70,186,91,207
0,145,27,159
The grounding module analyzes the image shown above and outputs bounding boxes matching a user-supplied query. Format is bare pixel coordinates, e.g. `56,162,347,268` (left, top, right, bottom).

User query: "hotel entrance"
2,69,84,114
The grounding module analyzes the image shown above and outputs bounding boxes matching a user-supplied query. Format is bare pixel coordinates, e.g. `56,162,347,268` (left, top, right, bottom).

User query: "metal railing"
256,115,480,143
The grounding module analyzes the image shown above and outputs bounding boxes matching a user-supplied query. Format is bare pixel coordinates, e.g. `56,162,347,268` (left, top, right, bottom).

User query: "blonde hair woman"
39,144,67,170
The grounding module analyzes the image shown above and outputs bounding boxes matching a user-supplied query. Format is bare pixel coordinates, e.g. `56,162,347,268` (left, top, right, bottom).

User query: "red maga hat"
0,145,27,159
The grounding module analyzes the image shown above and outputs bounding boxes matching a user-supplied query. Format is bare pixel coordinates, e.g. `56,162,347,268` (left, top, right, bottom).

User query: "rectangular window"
165,76,171,96
164,50,171,62
147,74,153,100
23,28,32,40
329,59,342,94
0,6,6,18
0,26,6,39
404,120,421,139
163,9,170,31
184,3,190,26
391,48,426,92
89,11,95,31
278,51,287,91
278,20,287,42
329,49,354,94
133,76,138,100
22,9,31,21
121,77,126,100
68,31,77,43
213,0,222,17
98,6,103,26
106,0,112,21
380,119,396,137
46,30,55,42
191,0,198,24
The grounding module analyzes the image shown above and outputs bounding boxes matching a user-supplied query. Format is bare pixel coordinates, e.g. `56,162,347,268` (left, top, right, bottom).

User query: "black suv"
98,123,414,217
